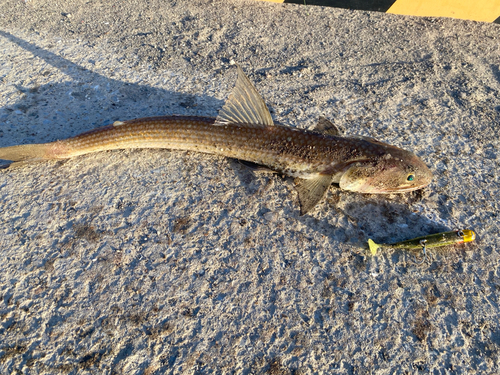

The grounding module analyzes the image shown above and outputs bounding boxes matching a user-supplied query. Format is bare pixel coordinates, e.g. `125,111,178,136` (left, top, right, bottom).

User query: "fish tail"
367,239,380,255
0,143,54,168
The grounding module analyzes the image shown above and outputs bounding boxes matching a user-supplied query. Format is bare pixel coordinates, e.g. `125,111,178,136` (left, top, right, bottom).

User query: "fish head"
339,144,433,194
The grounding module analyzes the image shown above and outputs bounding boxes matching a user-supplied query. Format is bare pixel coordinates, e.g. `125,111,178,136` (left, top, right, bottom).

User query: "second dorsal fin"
215,65,274,127
312,116,342,136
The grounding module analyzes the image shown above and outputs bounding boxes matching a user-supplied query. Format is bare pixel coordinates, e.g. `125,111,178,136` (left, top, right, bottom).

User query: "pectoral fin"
338,162,373,192
294,175,334,215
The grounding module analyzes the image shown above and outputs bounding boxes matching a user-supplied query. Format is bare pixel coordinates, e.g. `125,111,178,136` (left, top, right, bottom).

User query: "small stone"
263,211,276,222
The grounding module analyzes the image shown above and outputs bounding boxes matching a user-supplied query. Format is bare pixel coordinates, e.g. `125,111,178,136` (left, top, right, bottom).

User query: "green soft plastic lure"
368,229,476,255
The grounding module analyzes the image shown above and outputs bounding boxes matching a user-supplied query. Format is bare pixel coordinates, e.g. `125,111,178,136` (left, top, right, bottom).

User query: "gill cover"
339,162,383,193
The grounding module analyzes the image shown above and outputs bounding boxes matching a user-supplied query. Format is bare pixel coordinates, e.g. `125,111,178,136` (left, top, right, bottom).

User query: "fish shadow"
0,30,223,148
344,196,449,243
300,191,450,251
0,31,448,252
224,157,445,250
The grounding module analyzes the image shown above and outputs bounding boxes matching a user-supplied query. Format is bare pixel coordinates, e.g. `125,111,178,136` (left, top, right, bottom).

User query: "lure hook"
412,239,428,265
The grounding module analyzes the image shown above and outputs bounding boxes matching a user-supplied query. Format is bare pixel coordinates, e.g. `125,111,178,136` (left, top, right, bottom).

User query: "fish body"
0,66,433,214
368,229,476,255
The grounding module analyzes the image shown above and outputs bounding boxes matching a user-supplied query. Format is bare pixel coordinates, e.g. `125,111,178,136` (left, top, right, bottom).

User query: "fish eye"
457,231,464,237
407,174,415,181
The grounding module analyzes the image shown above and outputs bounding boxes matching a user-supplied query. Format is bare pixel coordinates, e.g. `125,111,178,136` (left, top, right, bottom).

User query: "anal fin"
238,160,277,174
294,174,334,215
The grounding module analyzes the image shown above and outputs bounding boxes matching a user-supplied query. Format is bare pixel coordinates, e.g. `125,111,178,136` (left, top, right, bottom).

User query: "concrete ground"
0,1,499,373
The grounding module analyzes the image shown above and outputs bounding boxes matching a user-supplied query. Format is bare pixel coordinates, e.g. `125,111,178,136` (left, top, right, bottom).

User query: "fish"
0,66,433,215
368,229,476,255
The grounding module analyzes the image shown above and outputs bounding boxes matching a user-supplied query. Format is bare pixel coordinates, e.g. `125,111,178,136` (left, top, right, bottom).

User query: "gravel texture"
0,1,500,374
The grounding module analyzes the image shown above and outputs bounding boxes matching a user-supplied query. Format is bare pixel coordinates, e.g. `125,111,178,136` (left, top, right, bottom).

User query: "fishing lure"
368,229,476,256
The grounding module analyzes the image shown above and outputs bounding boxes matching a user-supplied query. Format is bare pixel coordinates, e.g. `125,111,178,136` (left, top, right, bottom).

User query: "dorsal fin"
312,116,342,136
215,65,274,127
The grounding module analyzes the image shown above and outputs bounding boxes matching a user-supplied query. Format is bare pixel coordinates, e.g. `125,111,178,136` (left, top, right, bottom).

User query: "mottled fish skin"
47,116,409,180
53,116,344,178
0,66,433,214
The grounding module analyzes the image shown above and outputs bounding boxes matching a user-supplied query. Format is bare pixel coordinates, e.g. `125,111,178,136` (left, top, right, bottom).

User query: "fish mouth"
368,183,430,194
342,181,430,194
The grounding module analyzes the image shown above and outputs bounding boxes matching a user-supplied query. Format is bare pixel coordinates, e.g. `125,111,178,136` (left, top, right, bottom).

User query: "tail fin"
367,239,380,255
0,143,51,168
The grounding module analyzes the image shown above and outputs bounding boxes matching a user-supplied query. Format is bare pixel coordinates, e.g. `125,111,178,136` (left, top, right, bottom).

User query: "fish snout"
339,155,433,194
